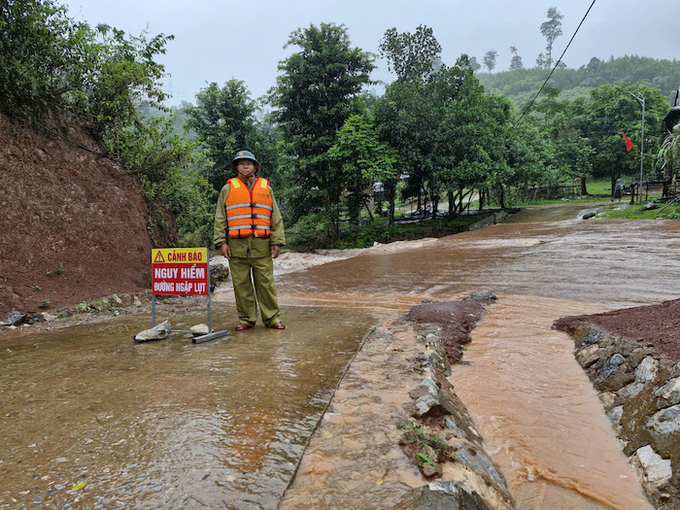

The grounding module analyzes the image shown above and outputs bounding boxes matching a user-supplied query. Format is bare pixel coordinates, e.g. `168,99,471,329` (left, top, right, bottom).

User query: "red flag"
621,131,634,152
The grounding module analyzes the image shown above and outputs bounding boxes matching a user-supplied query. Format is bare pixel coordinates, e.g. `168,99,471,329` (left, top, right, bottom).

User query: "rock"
449,440,505,488
134,320,171,342
598,392,617,411
671,363,680,378
209,256,230,288
414,481,490,509
117,294,135,307
644,202,658,210
423,348,450,375
444,417,469,440
421,461,442,478
654,377,680,406
630,445,672,489
7,310,26,326
576,344,601,368
190,324,210,336
414,394,441,417
581,329,601,347
582,211,597,219
40,312,58,322
618,382,644,399
645,406,680,454
463,292,497,302
635,356,659,384
185,324,210,338
607,405,624,424
599,353,625,380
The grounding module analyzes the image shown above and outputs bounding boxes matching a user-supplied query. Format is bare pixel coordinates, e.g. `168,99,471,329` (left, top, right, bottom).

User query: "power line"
513,0,598,127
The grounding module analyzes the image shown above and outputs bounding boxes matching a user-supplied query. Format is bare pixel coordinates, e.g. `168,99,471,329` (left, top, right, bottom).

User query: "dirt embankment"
0,113,170,317
555,300,680,509
554,299,680,364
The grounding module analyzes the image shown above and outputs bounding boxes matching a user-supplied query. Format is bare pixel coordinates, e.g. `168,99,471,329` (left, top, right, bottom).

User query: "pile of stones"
572,325,679,508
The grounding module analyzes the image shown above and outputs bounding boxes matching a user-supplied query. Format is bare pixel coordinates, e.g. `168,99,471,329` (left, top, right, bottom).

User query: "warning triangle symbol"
154,251,165,263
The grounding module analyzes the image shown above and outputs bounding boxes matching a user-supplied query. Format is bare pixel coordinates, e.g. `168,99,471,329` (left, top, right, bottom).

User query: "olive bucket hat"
231,150,261,172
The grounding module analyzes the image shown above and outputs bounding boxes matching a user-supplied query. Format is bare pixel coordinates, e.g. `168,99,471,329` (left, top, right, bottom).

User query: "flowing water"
281,207,680,308
451,296,652,509
2,204,679,508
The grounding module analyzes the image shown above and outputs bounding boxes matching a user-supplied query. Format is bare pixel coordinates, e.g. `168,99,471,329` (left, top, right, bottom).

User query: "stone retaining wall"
403,323,515,509
572,325,680,509
466,210,509,231
280,318,515,509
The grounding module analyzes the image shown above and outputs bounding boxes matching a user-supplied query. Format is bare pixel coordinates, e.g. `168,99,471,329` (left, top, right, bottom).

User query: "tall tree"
328,111,397,224
509,46,524,70
539,7,563,69
379,24,442,82
483,49,498,72
374,79,438,215
269,22,375,239
185,79,259,191
571,83,669,191
535,52,546,69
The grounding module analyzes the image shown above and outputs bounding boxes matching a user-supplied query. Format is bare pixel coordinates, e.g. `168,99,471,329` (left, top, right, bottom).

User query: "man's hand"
271,245,281,259
220,243,231,260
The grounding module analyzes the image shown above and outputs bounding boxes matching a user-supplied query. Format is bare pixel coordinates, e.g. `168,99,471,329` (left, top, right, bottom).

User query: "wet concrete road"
0,307,372,509
2,204,679,508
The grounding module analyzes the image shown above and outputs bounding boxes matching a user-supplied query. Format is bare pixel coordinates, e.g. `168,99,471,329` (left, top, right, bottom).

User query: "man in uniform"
213,150,286,331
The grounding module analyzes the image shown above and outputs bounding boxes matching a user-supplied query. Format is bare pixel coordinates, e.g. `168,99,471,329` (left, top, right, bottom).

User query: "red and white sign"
151,248,208,295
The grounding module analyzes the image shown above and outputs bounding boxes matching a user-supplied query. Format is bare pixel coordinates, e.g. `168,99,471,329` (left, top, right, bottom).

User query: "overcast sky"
62,0,679,106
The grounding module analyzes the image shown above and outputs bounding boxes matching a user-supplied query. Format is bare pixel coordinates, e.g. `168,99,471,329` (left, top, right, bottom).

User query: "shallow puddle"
0,306,372,509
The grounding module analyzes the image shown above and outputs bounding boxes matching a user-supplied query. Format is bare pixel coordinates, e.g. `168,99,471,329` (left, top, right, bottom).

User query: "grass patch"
600,202,680,219
508,196,609,207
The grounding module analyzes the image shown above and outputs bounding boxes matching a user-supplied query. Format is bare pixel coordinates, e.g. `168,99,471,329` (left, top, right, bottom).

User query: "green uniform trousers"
229,254,281,327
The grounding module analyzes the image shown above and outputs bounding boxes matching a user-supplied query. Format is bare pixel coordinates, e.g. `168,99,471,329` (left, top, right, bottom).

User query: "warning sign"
151,248,208,295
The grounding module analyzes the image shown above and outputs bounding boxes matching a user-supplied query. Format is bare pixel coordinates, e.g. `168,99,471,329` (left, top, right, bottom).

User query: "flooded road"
281,209,680,308
0,307,372,508
2,205,679,508
276,206,679,509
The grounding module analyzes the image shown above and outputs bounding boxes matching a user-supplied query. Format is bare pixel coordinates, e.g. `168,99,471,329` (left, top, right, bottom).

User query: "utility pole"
628,92,645,204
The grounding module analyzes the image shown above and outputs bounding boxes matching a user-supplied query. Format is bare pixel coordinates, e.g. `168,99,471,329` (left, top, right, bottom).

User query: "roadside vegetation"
3,1,679,251
602,204,680,220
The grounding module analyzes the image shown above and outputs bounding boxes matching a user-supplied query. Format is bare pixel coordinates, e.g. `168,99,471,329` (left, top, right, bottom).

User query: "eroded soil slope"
0,113,160,315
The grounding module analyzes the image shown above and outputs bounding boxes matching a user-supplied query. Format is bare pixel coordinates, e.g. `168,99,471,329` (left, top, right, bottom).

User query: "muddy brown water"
0,307,372,509
281,206,680,308
2,204,679,508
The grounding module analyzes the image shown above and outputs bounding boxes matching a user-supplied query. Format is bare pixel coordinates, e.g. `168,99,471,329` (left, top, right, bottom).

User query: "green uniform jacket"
213,176,286,257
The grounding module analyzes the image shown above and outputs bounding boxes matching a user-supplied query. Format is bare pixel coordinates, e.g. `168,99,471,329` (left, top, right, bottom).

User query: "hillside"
477,55,680,106
0,113,166,317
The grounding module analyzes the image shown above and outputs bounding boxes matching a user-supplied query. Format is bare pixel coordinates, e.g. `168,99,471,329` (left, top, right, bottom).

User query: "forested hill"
478,56,680,106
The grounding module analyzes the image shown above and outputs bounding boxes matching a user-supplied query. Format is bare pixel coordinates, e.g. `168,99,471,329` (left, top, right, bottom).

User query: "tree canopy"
268,22,375,238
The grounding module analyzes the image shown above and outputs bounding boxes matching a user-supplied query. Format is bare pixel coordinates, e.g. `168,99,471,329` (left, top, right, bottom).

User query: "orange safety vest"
225,177,273,238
